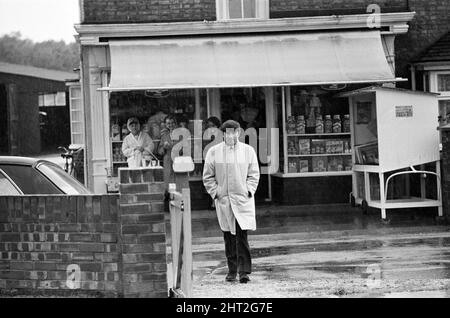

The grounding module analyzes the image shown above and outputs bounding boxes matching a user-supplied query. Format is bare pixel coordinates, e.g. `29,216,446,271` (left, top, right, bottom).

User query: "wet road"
192,231,450,298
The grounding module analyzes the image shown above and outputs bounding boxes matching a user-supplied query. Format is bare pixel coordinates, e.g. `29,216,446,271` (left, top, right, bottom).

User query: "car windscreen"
0,170,21,195
36,162,91,195
0,164,63,194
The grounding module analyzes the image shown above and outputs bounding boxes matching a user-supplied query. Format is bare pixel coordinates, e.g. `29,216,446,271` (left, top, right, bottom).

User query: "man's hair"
220,119,240,132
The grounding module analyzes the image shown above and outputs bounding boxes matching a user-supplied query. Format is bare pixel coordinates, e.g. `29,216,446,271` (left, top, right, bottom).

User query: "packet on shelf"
287,116,297,134
296,116,306,134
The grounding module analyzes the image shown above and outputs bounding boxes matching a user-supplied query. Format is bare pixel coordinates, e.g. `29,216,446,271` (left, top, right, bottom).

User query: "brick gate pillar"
440,127,450,218
118,167,168,298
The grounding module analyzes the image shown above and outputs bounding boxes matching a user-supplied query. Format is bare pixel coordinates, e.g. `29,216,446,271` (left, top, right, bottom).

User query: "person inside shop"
158,114,177,190
147,108,168,141
230,107,247,130
202,120,260,284
204,116,222,210
121,117,155,168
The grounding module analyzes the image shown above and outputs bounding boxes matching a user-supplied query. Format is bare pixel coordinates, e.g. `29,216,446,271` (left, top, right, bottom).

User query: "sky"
0,0,80,43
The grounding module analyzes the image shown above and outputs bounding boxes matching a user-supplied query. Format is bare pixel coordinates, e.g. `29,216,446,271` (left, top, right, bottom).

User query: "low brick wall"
118,167,167,298
0,195,121,296
0,168,169,298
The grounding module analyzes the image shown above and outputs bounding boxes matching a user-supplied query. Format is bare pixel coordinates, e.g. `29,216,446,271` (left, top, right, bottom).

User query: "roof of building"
416,32,450,63
0,62,78,82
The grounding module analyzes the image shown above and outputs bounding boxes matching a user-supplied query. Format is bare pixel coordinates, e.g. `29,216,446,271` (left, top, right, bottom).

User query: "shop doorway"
219,87,269,203
0,84,8,154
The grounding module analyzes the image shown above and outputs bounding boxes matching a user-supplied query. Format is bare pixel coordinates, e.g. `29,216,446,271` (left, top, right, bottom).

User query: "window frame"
216,0,269,21
0,168,23,195
430,71,450,98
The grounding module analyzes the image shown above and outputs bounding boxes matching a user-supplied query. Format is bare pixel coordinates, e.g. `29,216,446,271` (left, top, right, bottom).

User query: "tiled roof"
0,62,78,82
416,32,450,63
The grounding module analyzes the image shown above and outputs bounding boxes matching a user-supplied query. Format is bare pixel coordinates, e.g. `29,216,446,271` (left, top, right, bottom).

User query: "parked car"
0,156,91,195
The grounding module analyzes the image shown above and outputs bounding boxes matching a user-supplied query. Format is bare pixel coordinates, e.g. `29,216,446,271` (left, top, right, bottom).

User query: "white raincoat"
203,141,260,234
121,132,154,168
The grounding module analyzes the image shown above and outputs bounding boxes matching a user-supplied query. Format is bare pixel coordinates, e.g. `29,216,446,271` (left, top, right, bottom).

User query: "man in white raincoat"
203,120,260,283
122,117,154,168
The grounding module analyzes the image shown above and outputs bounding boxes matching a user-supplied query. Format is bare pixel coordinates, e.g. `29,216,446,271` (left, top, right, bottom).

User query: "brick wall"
118,167,167,298
0,195,121,297
395,0,450,83
80,0,450,89
82,0,216,24
0,168,170,297
270,0,408,17
441,128,450,216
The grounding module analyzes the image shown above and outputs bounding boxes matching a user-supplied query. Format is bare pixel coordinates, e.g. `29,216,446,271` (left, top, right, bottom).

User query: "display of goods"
312,156,328,172
298,139,311,155
287,116,297,134
288,159,298,173
324,115,333,133
315,115,324,134
296,116,306,134
343,114,351,133
299,160,309,173
328,156,344,171
333,115,342,133
288,137,298,155
111,124,121,141
311,139,326,154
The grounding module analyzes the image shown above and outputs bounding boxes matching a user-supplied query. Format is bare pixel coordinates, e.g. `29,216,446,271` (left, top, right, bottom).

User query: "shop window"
38,92,66,107
108,89,207,179
438,74,450,92
219,87,266,130
439,100,450,126
216,0,269,20
280,86,353,176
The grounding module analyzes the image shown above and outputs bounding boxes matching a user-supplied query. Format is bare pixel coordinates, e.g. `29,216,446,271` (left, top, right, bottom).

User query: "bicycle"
58,145,83,178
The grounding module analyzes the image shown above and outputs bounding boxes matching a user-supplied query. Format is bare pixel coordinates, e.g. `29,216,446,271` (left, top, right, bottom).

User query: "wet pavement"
191,230,450,298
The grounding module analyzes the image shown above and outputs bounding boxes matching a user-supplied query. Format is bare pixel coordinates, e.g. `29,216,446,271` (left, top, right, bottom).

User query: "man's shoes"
225,273,237,282
239,273,250,284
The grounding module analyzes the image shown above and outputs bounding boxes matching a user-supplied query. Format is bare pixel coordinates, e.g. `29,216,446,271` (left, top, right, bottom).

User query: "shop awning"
106,30,402,90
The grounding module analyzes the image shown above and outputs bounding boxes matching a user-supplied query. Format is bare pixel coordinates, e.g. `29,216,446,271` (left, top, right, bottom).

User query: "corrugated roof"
416,32,450,63
0,62,78,82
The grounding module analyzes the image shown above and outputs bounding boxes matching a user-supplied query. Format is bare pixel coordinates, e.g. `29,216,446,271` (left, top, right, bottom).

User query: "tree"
0,32,80,71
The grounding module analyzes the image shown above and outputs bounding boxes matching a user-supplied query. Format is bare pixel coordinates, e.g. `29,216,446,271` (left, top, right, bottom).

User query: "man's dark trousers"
223,220,251,275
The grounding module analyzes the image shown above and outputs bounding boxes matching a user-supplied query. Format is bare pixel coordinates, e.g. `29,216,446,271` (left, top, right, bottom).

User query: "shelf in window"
287,133,351,137
288,153,352,157
113,161,127,164
112,140,123,143
273,171,353,178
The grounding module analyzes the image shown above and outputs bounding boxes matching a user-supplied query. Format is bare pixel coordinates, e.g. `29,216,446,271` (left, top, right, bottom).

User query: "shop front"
75,13,416,209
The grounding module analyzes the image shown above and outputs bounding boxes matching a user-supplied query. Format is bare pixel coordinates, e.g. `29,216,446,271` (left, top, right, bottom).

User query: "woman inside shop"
158,114,177,189
205,116,222,210
121,117,155,168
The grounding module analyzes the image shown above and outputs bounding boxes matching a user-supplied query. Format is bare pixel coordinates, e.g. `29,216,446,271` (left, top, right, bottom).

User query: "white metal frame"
348,89,443,220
